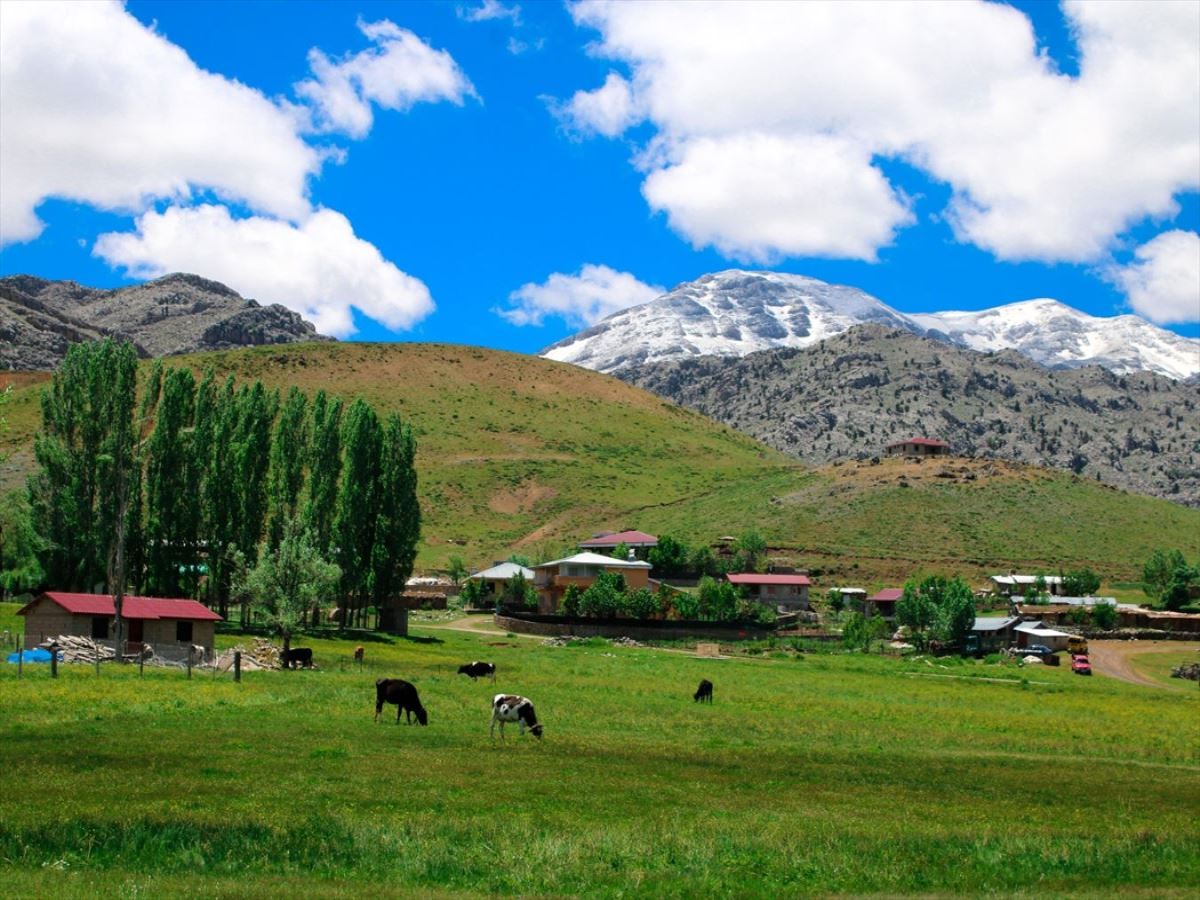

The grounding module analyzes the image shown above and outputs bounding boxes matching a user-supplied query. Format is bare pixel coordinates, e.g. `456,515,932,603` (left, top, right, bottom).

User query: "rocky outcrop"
620,325,1200,506
1,273,332,370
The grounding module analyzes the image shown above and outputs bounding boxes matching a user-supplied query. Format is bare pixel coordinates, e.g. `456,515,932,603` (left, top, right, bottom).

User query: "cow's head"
529,722,544,739
457,664,470,675
416,707,429,726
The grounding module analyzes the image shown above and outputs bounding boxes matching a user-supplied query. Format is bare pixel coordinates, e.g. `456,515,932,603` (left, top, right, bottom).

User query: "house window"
567,565,581,577
176,621,193,643
91,617,109,639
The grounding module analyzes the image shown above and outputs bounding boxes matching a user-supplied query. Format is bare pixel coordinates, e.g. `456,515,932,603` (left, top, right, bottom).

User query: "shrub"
561,584,582,617
458,578,485,608
671,590,700,620
1061,567,1101,596
1091,602,1117,629
648,535,689,577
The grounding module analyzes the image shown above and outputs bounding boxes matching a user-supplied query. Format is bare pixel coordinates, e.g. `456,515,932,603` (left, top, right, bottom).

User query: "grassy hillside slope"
3,342,1198,583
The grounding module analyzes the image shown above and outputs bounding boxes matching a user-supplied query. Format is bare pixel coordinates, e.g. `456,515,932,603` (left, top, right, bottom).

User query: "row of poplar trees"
29,339,420,628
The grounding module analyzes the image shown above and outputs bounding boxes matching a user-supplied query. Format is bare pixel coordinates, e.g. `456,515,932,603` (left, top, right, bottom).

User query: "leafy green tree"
648,535,689,577
1143,549,1193,609
1091,601,1117,629
671,589,700,620
500,572,538,611
622,587,659,619
368,414,420,627
334,399,381,627
303,391,343,555
580,571,626,618
143,367,199,596
0,490,45,596
841,613,890,652
560,583,582,616
901,575,975,647
689,544,719,577
240,520,340,655
507,553,532,567
458,577,484,608
897,579,935,632
697,576,739,621
826,587,846,614
609,542,631,561
266,387,309,550
1161,561,1199,611
447,555,468,586
734,528,766,572
1061,567,1101,597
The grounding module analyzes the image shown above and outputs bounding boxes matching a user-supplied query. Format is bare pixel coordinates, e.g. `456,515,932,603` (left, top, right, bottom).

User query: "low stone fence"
1081,628,1200,641
494,611,774,641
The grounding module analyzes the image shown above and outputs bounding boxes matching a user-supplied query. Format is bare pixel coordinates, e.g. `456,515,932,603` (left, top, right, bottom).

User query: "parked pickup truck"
1071,654,1092,676
1068,636,1089,655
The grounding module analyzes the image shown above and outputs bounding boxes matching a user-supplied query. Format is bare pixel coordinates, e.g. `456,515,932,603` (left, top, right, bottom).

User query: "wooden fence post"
50,647,58,679
234,650,241,683
187,650,193,680
95,641,101,676
17,645,22,679
139,653,145,677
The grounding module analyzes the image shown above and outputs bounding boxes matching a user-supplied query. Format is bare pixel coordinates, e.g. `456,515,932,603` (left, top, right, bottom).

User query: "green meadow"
1,612,1197,897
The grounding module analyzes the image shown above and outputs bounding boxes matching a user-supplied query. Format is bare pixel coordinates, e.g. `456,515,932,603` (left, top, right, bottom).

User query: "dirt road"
1086,640,1200,688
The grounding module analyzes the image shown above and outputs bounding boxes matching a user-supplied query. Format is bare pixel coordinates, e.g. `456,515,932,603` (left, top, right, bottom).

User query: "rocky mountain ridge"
619,325,1200,506
542,270,1200,380
1,273,332,370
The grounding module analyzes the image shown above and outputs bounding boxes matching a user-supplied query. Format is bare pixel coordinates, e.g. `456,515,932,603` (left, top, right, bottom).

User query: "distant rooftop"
579,530,658,548
535,551,652,570
728,573,812,586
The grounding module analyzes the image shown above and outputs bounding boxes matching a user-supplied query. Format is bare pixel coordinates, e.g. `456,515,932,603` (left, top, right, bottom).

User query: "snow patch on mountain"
541,271,1200,379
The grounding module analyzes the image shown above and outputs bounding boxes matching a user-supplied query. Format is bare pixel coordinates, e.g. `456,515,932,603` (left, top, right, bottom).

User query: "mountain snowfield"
540,270,1200,379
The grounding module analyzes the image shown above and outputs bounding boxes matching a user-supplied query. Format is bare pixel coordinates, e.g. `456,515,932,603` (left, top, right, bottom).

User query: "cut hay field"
1,611,1198,897
3,342,1198,584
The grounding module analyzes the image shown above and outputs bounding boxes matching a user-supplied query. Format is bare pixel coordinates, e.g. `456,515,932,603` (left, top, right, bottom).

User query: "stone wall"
494,612,773,641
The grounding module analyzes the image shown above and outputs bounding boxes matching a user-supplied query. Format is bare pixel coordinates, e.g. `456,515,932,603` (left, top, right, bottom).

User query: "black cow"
457,661,496,682
694,679,713,703
375,678,428,725
280,647,313,669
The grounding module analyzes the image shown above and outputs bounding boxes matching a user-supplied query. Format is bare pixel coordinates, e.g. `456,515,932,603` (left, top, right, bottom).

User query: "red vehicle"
1071,654,1092,676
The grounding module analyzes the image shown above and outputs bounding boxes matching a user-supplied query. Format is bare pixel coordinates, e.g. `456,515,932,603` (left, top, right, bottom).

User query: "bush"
458,578,485,608
561,584,582,617
1091,602,1117,629
648,535,689,577
671,590,700,620
1061,567,1101,596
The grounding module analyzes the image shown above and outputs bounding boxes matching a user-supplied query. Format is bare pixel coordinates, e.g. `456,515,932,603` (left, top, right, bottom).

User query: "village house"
865,588,903,621
727,573,811,610
1013,620,1071,651
885,437,950,458
578,530,659,560
18,592,221,661
465,561,535,602
989,574,1064,597
969,615,1020,653
531,551,653,613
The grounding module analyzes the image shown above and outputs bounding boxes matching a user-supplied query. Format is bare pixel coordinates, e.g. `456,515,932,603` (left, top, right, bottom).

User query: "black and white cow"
375,679,428,725
490,694,543,740
457,661,496,682
694,679,713,703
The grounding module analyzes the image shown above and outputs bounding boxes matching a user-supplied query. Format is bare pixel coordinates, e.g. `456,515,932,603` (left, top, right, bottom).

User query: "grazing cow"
457,661,496,682
375,679,428,725
280,647,313,669
354,646,365,668
491,694,543,740
694,679,713,703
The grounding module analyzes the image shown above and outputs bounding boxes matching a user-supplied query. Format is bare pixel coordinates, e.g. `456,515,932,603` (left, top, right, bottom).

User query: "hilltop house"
18,592,221,661
578,530,658,560
886,437,950,458
865,588,903,621
531,551,653,613
990,574,1064,597
727,573,811,610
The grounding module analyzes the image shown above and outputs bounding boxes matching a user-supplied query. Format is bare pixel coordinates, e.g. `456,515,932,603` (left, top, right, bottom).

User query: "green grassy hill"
3,342,1198,583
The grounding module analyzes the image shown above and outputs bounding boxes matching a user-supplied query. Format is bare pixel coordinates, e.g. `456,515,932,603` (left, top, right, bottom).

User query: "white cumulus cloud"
297,18,478,139
94,206,435,337
566,0,1200,264
0,0,320,245
558,72,641,137
497,265,662,327
458,1,522,25
1110,231,1200,325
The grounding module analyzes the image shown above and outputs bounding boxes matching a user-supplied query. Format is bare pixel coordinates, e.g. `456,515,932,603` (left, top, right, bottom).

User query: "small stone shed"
18,592,221,660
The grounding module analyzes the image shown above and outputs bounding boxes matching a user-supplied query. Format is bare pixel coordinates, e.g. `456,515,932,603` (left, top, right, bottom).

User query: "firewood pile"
210,637,282,672
43,635,117,663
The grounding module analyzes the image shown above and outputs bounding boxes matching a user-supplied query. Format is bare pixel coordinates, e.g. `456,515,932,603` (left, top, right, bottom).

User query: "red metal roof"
579,530,658,547
886,437,949,448
727,573,812,586
868,588,904,602
21,592,222,621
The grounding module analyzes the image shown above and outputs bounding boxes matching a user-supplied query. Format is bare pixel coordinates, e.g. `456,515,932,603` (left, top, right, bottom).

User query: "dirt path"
1087,640,1200,688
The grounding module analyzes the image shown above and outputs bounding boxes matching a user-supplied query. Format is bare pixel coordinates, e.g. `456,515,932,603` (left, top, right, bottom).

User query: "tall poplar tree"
201,376,242,617
370,414,420,629
304,391,343,555
144,367,199,595
334,399,381,627
266,387,309,549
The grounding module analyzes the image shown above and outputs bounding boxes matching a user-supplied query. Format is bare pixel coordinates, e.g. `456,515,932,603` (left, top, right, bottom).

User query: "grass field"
3,343,1198,586
2,608,1198,897
1128,649,1200,692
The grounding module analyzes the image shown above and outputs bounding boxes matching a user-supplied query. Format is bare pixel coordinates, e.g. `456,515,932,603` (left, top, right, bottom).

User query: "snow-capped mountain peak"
539,271,1200,380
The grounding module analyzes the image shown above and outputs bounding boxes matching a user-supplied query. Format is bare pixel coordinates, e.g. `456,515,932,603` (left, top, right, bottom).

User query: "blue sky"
1,0,1197,351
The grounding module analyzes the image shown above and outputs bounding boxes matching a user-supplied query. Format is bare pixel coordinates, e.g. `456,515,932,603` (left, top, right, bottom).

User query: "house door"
126,619,144,654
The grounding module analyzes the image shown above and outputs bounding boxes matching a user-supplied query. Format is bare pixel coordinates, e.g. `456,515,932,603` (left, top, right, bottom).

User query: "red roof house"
865,588,903,620
19,592,222,660
726,573,811,609
578,530,659,559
